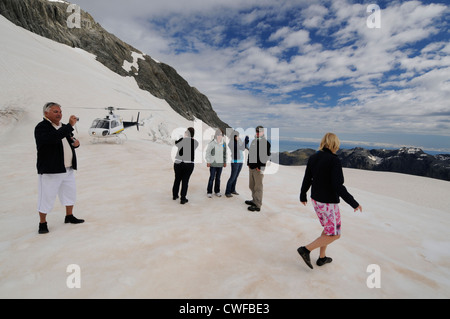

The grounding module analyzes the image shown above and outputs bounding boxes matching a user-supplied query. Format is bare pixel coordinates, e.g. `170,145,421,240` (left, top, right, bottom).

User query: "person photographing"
35,102,84,234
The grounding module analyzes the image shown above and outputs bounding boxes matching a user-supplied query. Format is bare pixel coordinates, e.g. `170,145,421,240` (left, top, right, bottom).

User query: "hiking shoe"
247,205,260,212
39,222,49,234
245,200,255,206
316,257,333,266
297,246,313,269
64,215,85,224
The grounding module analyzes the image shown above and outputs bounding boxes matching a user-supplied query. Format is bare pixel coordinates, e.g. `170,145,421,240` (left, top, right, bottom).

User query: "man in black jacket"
246,126,271,212
35,102,84,234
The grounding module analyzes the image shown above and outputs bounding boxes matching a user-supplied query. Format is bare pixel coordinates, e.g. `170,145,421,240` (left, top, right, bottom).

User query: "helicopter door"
101,120,110,136
97,120,110,135
110,120,123,134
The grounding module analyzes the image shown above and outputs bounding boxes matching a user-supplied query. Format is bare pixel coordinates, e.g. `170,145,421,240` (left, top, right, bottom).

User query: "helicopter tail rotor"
123,112,142,131
136,112,140,131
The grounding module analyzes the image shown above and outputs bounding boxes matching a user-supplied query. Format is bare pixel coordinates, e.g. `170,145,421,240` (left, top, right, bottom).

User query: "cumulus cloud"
73,0,450,151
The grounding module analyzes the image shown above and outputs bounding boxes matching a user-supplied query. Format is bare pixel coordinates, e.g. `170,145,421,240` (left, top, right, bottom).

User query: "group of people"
172,125,271,212
35,102,362,270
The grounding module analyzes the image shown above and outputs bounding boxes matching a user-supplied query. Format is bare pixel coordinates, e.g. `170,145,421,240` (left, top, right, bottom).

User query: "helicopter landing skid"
90,133,127,144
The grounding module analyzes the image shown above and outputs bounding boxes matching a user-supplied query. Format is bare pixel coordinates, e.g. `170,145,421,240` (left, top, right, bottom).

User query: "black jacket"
247,137,271,170
229,135,245,163
300,148,359,209
174,137,199,163
35,119,78,174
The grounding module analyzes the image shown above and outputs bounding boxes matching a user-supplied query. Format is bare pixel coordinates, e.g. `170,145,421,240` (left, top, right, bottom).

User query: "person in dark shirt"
246,126,271,212
172,127,199,204
35,102,84,234
297,133,362,269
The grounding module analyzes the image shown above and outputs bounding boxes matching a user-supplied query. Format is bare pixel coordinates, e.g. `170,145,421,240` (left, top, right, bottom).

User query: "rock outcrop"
0,0,229,129
274,147,450,181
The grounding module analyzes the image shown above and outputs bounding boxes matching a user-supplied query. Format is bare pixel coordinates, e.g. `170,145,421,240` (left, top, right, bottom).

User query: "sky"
70,0,449,153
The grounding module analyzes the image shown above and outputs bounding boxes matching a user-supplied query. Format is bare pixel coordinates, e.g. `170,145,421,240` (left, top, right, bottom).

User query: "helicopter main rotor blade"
70,106,165,111
73,107,103,109
68,106,165,112
115,107,164,111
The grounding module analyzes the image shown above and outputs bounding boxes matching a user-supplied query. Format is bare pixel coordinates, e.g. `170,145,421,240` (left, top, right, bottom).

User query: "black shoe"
180,198,189,204
247,205,260,212
225,193,233,198
64,215,85,224
245,200,255,206
297,246,313,269
316,256,333,266
232,191,239,195
38,222,49,234
173,195,179,200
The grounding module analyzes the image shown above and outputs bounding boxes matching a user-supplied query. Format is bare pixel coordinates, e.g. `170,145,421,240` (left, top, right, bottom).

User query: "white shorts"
38,168,77,214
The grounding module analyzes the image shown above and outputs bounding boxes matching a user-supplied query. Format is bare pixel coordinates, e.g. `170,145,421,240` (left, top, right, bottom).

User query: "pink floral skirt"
312,199,341,236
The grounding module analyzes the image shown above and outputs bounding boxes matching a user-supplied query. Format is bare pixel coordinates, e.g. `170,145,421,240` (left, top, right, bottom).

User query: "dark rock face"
275,148,316,166
338,147,379,170
0,0,229,129
362,148,450,181
274,147,450,181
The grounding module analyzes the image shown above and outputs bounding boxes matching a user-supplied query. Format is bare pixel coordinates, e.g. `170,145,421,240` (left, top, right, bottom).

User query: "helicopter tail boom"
123,112,140,131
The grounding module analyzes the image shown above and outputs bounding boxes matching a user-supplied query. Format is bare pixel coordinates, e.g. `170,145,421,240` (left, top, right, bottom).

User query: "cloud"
73,0,450,150
301,3,329,29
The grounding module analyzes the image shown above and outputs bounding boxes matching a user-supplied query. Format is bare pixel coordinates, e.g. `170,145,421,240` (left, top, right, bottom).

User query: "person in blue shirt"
225,130,246,197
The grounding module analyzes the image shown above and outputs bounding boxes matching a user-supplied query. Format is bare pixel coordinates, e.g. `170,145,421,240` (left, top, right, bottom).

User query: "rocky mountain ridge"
274,147,450,181
0,0,228,129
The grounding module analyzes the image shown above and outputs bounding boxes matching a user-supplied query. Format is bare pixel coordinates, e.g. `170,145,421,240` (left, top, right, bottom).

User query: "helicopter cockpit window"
90,120,110,129
99,121,110,129
111,120,119,128
90,119,99,128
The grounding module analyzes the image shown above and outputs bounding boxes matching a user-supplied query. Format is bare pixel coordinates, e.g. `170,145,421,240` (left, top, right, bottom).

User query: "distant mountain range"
273,147,450,181
0,0,228,130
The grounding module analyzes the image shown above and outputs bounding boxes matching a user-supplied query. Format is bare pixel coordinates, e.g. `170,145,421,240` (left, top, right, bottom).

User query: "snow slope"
1,15,450,299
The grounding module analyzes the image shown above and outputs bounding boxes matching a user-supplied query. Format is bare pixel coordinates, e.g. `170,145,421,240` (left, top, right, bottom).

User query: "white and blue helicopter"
88,106,143,143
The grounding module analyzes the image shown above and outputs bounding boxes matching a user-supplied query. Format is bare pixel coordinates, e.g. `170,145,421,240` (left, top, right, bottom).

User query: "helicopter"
88,106,144,144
